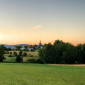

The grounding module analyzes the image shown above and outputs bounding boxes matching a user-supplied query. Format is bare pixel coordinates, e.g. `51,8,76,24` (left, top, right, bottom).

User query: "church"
38,41,43,48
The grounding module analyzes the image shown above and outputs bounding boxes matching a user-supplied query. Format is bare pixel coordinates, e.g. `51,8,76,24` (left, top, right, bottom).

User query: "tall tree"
39,43,56,64
82,44,85,63
0,45,5,62
76,44,83,63
54,40,66,63
62,43,76,64
16,46,21,51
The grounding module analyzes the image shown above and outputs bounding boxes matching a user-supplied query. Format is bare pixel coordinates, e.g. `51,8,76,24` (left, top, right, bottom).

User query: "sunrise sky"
0,0,85,45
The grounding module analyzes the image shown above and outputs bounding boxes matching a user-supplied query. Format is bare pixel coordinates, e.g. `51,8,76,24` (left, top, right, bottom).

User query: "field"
8,51,38,57
0,63,85,85
4,51,38,62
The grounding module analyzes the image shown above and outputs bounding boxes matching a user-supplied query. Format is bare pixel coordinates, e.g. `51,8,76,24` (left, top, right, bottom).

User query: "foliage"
4,51,9,54
23,52,27,56
19,51,23,56
29,54,34,57
30,49,35,52
62,43,76,64
75,44,83,63
0,45,6,62
23,46,29,51
6,48,11,51
10,52,12,54
54,40,66,63
82,44,85,63
16,46,21,51
8,55,13,57
27,59,37,63
16,55,23,63
33,45,37,50
39,43,56,64
14,52,17,56
39,40,85,64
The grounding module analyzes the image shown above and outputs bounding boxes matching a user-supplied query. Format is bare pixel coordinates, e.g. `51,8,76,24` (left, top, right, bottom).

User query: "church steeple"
40,40,41,44
39,40,42,47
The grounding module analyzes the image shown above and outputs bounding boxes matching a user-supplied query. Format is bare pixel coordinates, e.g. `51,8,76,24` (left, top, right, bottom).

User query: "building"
38,41,43,48
21,46,25,50
9,47,16,50
27,45,34,51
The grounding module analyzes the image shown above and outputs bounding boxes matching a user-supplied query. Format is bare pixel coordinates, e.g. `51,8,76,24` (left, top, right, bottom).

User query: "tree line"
39,40,85,64
0,40,85,64
0,45,24,62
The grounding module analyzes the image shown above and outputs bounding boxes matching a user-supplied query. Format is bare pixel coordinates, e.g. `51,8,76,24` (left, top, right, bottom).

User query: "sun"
0,33,5,40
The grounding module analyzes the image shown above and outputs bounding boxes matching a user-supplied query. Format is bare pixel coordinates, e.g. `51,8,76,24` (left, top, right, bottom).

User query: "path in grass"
0,63,85,85
49,64,85,67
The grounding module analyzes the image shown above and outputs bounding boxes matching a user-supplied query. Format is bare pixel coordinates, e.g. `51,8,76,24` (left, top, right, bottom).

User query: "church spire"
40,40,41,43
39,40,42,47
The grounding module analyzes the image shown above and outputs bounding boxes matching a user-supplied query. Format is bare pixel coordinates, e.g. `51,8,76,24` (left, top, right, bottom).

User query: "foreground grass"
0,63,85,85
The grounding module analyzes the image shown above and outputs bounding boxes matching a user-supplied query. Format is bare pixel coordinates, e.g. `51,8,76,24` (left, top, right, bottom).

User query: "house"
27,45,34,51
21,46,25,50
9,46,16,50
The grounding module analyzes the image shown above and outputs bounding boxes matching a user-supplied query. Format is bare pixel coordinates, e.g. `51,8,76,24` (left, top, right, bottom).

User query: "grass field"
0,63,85,85
4,51,38,62
8,51,38,56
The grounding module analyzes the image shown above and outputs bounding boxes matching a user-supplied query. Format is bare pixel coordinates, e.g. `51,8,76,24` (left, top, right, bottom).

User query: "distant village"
3,41,43,51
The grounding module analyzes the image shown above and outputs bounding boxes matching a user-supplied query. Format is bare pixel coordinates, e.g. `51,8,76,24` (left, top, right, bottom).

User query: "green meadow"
4,51,38,62
0,63,85,85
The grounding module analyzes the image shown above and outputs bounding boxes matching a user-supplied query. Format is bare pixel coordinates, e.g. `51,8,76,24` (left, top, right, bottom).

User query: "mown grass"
0,63,85,85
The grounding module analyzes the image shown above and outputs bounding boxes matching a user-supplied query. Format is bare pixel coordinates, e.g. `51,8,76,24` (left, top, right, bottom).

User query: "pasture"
0,63,85,85
8,51,38,57
4,51,38,62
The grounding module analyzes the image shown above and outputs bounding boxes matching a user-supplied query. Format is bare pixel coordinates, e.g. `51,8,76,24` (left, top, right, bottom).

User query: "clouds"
30,25,43,30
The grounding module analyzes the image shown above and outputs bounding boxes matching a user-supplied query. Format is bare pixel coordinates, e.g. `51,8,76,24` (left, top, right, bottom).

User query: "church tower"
38,40,42,47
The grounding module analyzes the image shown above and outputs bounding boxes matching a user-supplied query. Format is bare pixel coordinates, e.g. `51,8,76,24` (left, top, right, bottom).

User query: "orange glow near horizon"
0,28,85,46
0,29,85,46
0,37,85,46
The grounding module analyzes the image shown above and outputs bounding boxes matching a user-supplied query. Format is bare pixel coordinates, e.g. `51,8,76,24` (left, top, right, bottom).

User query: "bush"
23,49,29,51
19,51,23,56
0,45,5,62
14,52,17,56
30,49,35,52
16,55,23,63
10,52,12,54
37,59,42,63
27,59,37,63
8,55,13,57
4,51,9,54
29,54,34,57
23,52,27,56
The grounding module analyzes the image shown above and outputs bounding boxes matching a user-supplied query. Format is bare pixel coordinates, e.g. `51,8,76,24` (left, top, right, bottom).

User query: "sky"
0,0,85,45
